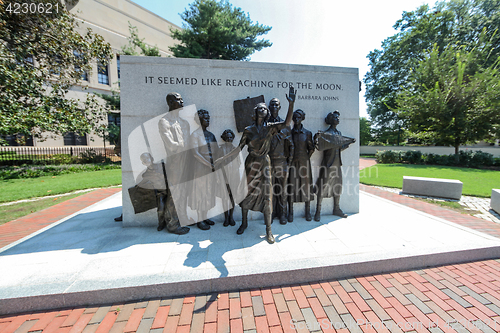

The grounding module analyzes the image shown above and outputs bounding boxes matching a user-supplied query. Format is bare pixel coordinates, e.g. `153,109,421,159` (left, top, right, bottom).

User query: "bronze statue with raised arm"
215,86,297,244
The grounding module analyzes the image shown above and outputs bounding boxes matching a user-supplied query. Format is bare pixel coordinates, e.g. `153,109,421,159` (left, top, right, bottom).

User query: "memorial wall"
121,56,359,229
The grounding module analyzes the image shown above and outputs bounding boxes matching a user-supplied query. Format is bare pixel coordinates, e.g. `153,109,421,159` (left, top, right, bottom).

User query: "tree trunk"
454,144,459,163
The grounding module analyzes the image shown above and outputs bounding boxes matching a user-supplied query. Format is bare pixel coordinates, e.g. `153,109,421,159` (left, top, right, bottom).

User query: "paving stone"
169,298,184,316
458,286,490,305
251,296,265,317
365,299,391,321
403,284,430,302
441,289,472,308
135,301,148,309
88,306,111,325
143,300,160,319
328,294,349,315
286,301,304,321
486,304,500,315
272,293,288,313
135,317,153,333
300,308,321,331
339,313,363,333
387,278,411,295
338,280,356,293
229,291,240,299
371,281,392,298
241,307,256,331
190,313,205,333
116,304,135,322
405,294,433,314
350,282,373,300
313,287,332,307
387,287,411,306
160,299,173,306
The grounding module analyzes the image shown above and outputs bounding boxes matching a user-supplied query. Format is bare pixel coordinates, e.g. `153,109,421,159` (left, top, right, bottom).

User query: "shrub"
0,164,121,180
401,150,423,164
49,154,78,165
376,150,402,164
367,141,385,146
79,148,110,164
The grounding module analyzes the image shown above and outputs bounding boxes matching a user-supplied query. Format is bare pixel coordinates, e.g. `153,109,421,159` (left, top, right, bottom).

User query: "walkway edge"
1,244,500,315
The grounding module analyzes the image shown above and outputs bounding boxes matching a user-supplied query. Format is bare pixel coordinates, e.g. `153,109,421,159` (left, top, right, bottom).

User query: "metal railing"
0,146,120,165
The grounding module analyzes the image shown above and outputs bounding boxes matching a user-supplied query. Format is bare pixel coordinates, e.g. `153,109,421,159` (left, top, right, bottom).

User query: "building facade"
14,0,180,147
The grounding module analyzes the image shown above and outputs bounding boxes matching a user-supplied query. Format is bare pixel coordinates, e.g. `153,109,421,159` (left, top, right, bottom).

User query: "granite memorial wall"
120,56,359,227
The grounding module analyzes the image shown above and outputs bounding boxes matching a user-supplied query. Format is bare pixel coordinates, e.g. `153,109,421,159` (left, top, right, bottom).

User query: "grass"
0,169,122,203
0,192,87,226
360,164,500,197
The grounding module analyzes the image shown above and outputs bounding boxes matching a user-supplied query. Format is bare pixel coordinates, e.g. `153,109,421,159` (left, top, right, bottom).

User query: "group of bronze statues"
131,86,355,244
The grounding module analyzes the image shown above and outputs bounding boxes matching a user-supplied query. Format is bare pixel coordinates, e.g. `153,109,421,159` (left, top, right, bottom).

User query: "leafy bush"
79,149,110,164
376,150,402,163
367,141,386,146
401,150,423,164
49,154,78,165
376,149,497,168
0,164,121,180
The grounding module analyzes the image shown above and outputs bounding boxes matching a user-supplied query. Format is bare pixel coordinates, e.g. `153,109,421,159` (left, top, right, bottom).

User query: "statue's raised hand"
286,85,296,103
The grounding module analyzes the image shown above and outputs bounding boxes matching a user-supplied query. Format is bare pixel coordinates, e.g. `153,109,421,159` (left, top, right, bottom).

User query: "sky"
130,0,432,118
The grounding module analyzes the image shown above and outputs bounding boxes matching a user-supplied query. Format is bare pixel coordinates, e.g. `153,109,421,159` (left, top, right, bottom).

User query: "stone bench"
492,189,500,214
402,176,463,200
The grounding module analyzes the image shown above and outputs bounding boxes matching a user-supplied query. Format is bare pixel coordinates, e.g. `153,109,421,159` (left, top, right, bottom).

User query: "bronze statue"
268,98,294,225
137,152,189,234
215,86,297,244
314,111,355,220
158,92,193,231
189,109,219,230
288,109,315,222
218,129,243,227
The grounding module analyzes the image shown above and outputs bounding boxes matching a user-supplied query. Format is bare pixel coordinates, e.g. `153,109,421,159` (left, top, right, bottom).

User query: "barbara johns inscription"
144,76,342,101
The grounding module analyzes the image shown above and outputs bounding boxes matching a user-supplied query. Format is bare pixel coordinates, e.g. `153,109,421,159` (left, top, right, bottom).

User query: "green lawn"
0,169,122,203
360,164,500,197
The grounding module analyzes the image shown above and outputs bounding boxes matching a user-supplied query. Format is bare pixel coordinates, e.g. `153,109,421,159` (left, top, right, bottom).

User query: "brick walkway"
3,164,500,332
0,187,121,249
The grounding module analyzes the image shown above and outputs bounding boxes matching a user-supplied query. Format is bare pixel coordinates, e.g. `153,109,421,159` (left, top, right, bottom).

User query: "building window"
63,133,87,146
2,134,33,146
98,61,109,85
117,55,120,80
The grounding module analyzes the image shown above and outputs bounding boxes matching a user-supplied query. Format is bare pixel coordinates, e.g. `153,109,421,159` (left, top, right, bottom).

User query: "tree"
121,22,161,57
396,35,500,155
170,0,272,60
364,0,500,141
359,117,373,146
0,0,113,144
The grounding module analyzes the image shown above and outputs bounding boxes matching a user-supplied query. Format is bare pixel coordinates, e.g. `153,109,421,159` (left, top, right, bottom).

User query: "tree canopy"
0,0,113,144
396,34,500,154
169,0,272,60
364,0,500,145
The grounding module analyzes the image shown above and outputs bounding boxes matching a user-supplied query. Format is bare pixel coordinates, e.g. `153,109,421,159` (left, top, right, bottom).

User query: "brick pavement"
0,187,121,249
3,163,500,332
